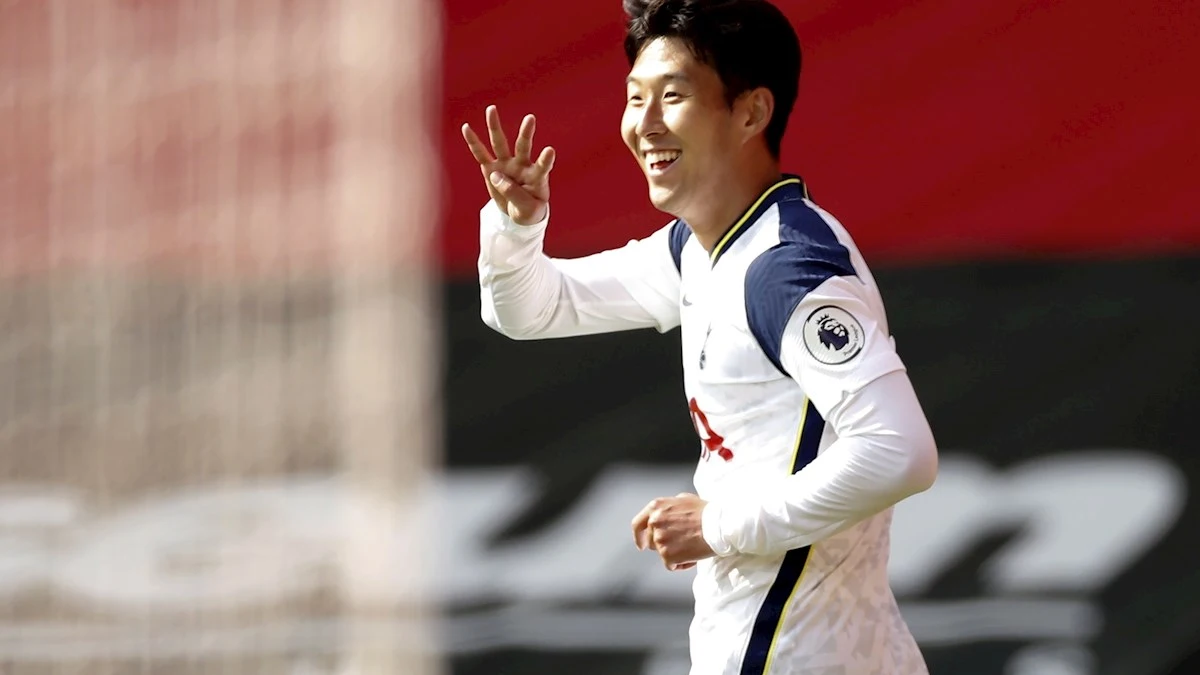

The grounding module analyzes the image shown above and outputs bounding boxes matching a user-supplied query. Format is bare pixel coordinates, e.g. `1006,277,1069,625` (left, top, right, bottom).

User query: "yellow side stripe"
741,399,823,675
760,400,811,675
761,560,813,675
786,397,809,470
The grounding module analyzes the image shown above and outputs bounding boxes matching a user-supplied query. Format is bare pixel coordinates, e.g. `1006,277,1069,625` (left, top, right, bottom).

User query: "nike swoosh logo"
681,296,693,307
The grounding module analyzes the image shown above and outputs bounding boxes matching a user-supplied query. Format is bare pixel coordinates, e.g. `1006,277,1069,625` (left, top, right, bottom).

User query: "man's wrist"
701,501,736,557
483,200,549,236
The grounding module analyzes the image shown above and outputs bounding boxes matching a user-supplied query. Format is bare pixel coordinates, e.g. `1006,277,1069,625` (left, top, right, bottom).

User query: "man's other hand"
632,493,716,571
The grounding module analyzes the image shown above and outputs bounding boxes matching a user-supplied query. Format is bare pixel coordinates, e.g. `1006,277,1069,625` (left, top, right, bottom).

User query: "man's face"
622,37,740,217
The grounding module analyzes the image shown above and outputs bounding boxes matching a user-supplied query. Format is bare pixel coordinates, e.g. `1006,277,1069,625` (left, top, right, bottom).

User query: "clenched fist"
632,493,716,571
462,105,556,226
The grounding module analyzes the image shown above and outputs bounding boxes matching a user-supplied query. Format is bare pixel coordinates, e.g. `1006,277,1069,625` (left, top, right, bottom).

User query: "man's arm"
632,273,937,568
464,106,681,340
701,371,937,556
702,274,938,558
480,202,682,339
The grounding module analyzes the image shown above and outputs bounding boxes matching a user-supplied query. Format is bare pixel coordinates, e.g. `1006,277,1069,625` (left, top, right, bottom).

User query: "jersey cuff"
701,501,736,557
482,200,549,238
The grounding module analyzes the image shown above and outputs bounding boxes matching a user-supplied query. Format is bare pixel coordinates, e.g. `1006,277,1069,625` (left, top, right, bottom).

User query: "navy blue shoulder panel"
745,199,855,376
668,219,692,273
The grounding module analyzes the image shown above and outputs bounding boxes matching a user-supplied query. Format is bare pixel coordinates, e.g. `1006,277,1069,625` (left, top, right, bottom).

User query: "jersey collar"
707,174,809,266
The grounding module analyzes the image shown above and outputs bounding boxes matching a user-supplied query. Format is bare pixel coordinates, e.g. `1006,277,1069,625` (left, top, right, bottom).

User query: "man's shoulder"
745,198,856,296
738,199,861,356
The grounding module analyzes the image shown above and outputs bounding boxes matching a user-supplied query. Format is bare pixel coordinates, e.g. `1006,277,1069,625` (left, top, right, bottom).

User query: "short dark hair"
623,0,802,158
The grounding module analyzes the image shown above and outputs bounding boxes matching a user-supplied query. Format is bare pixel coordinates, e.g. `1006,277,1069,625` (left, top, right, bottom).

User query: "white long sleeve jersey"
478,175,938,675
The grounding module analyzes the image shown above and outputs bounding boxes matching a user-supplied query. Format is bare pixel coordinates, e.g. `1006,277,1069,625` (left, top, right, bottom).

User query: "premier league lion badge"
802,305,865,365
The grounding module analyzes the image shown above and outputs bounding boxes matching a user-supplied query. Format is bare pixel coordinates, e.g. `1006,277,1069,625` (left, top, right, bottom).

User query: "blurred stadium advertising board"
6,254,1192,675
442,256,1200,675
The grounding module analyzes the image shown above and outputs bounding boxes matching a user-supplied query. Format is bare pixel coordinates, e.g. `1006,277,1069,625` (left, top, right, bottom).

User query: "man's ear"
737,87,775,144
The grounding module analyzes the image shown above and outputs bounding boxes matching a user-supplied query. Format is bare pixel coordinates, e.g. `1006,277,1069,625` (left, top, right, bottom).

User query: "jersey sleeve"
479,201,682,339
701,369,938,556
699,238,934,557
745,249,905,415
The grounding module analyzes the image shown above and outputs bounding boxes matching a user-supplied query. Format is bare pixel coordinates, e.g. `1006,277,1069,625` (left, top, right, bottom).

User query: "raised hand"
462,105,557,226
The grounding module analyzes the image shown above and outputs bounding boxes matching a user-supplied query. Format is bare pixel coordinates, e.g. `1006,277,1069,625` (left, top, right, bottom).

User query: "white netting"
0,0,441,672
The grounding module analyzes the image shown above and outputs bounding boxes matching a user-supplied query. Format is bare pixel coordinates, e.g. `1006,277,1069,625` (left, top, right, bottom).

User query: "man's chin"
647,184,681,214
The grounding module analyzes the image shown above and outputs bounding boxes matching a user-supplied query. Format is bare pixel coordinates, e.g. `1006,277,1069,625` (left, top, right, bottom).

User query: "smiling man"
460,1,939,673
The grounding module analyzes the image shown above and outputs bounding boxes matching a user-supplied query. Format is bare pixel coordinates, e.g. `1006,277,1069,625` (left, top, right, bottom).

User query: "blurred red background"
439,0,1200,276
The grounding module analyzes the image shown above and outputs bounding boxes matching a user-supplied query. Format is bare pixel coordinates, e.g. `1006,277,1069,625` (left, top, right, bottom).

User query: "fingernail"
489,172,503,186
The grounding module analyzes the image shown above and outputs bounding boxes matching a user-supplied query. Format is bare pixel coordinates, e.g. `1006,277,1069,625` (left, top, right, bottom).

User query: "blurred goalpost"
0,1,442,673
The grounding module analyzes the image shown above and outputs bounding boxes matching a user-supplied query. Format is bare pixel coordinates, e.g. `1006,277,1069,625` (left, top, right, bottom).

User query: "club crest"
802,305,864,365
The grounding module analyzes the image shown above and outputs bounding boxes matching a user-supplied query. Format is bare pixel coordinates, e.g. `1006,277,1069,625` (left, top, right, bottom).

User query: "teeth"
646,151,681,166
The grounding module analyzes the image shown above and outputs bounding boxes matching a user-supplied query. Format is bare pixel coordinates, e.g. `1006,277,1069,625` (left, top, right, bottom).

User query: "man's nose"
636,100,667,139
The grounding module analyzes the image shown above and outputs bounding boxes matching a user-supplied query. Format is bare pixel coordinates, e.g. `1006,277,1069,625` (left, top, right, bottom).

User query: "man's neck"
685,161,783,254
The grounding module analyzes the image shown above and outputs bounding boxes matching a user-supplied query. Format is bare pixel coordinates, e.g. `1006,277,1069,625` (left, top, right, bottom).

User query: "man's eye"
627,95,644,104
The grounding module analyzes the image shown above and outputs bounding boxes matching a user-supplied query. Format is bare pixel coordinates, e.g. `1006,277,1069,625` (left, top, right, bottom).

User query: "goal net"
0,1,442,673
